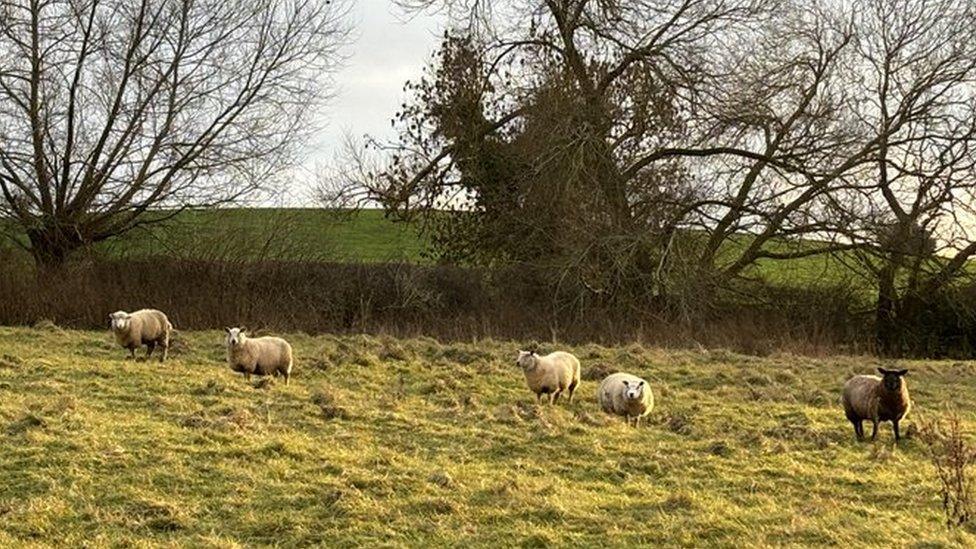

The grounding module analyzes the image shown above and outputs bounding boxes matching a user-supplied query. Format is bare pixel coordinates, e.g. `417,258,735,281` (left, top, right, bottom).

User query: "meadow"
1,209,428,264
1,325,974,546
98,208,428,263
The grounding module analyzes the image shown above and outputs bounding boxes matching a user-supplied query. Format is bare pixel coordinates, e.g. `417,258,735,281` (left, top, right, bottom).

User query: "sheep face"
516,350,537,370
226,327,248,347
109,311,131,331
621,379,645,401
877,368,908,391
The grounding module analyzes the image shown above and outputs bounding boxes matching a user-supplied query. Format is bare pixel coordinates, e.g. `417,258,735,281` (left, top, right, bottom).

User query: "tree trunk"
26,225,85,271
875,263,899,356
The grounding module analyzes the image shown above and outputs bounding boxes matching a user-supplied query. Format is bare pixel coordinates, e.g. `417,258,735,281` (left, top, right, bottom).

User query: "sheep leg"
159,336,169,363
635,416,641,428
145,342,155,360
870,420,878,441
892,420,901,442
128,347,136,360
551,390,561,404
536,393,543,404
852,420,863,440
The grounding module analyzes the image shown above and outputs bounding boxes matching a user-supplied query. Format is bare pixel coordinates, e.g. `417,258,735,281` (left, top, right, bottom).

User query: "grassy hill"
0,209,427,263
0,326,973,546
98,208,428,263
0,207,862,288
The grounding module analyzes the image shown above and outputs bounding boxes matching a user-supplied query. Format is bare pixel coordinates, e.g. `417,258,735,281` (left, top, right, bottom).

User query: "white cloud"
288,0,444,204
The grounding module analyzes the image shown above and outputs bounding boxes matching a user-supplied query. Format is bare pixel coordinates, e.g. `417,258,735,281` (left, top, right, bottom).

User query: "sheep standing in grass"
842,368,911,442
225,328,294,385
515,349,581,405
598,373,654,427
109,309,172,362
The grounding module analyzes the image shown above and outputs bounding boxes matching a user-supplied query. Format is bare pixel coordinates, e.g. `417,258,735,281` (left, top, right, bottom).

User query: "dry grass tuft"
310,389,350,420
32,319,62,332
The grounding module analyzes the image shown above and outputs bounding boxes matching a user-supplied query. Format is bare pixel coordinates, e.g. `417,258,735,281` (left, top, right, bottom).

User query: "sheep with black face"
225,327,294,385
597,372,654,427
842,368,911,442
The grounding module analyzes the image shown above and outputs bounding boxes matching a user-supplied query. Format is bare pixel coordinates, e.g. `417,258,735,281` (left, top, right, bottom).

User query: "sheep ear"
638,381,645,387
897,369,909,376
877,367,889,375
622,380,629,387
225,327,232,334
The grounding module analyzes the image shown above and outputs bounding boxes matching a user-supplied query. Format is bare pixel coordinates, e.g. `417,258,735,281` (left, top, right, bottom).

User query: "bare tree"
825,0,976,354
652,0,864,288
339,0,783,300
0,0,348,268
379,0,777,222
337,0,976,333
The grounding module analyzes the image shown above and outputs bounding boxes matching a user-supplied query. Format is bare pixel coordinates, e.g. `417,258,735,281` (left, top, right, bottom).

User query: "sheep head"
515,350,537,370
621,379,645,401
877,368,908,392
226,327,249,347
109,311,131,331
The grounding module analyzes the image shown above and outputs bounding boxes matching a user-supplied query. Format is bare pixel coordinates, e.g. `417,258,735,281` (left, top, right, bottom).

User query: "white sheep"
598,372,654,427
225,327,294,385
515,349,581,404
109,309,172,362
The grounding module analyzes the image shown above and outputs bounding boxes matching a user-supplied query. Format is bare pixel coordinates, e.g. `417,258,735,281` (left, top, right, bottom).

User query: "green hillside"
98,208,427,263
102,209,858,286
1,207,864,291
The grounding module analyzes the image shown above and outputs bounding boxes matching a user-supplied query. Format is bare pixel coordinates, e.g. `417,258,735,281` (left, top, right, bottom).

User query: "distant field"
0,207,865,290
100,209,860,287
97,208,428,263
0,326,971,546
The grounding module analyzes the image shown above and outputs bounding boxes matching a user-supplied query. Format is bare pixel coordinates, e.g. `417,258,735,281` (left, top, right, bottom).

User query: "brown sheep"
842,368,911,442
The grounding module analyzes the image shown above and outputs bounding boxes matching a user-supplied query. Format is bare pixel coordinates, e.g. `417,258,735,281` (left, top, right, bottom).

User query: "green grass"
96,208,427,263
0,207,869,290
1,326,974,546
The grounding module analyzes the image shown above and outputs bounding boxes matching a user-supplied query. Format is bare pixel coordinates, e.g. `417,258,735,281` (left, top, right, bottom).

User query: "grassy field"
96,208,427,263
0,326,974,546
0,207,865,291
106,210,864,289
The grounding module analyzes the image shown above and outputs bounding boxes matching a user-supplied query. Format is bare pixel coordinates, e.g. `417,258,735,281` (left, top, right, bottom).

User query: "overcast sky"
288,1,443,204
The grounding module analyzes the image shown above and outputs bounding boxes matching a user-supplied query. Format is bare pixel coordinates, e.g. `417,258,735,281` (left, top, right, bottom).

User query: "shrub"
0,253,880,353
917,409,976,529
